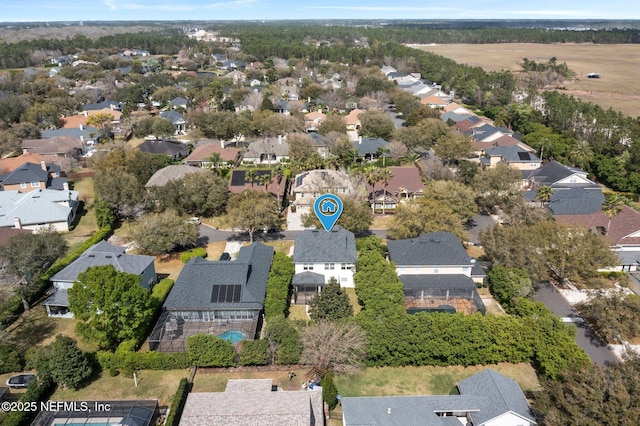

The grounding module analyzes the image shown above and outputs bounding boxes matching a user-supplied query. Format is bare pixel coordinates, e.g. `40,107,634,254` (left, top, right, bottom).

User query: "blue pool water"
219,330,246,344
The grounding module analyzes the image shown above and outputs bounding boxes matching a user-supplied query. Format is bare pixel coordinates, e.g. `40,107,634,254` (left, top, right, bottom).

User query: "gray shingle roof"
82,100,123,111
292,271,325,285
308,132,331,147
485,145,540,163
144,165,209,187
293,226,356,264
159,110,185,125
42,126,98,140
342,369,536,426
387,232,472,267
163,242,274,310
457,369,536,425
440,111,474,123
138,140,188,156
50,240,155,284
399,274,477,291
0,162,47,185
548,187,605,215
525,160,591,186
0,189,78,227
351,137,389,156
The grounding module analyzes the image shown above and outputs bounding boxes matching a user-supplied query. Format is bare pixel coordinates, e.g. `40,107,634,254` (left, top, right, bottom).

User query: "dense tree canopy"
133,211,200,254
227,191,281,243
69,265,155,351
302,196,372,235
147,172,228,217
308,278,353,321
27,335,92,390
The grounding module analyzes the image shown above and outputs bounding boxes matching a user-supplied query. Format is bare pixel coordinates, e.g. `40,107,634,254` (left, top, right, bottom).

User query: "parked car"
6,374,36,389
188,217,201,225
219,252,231,261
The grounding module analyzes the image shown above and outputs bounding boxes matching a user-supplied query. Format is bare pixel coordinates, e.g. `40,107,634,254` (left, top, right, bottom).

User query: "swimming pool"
218,330,246,344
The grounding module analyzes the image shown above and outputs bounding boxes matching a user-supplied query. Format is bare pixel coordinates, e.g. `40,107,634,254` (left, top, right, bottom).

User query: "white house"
292,227,357,303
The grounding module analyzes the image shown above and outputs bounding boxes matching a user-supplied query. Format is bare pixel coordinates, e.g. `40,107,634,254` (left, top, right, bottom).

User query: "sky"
2,0,640,22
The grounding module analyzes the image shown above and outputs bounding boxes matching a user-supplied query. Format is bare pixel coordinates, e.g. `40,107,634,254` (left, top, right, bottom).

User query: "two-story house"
387,232,486,314
0,162,68,192
44,240,157,318
292,226,357,304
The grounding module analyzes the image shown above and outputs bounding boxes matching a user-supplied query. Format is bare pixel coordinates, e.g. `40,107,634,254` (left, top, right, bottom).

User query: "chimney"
220,140,225,148
13,217,21,229
79,124,83,130
358,135,363,145
278,135,283,144
63,182,69,191
40,160,47,171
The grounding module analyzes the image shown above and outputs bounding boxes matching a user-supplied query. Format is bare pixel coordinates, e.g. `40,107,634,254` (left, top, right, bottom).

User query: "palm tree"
258,172,273,193
402,152,420,165
376,146,390,167
602,194,627,234
273,166,285,207
245,169,257,187
365,166,381,214
378,168,393,215
208,152,222,169
535,185,553,207
568,139,594,169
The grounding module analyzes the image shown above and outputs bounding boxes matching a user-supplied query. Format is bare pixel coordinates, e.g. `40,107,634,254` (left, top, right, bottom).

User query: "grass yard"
191,368,310,393
344,288,362,315
65,177,99,251
334,363,540,398
262,240,294,255
370,215,394,230
6,305,97,355
51,369,190,407
413,43,640,118
287,304,309,321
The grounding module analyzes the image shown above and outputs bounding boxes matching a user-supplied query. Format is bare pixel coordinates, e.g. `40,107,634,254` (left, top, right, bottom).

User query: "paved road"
385,104,405,129
199,225,387,244
467,213,497,245
534,284,619,366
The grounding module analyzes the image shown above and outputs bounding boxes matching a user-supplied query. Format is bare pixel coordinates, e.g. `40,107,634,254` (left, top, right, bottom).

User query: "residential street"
534,284,619,366
198,225,387,244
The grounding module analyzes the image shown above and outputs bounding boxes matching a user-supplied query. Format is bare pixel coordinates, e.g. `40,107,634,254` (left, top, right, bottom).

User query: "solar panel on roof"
230,171,246,185
211,284,242,303
517,152,532,161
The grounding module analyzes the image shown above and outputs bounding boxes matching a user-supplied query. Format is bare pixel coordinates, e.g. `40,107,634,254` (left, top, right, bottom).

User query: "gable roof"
526,161,595,187
0,162,49,185
293,226,357,263
145,165,210,188
440,111,474,123
51,240,155,284
163,242,274,310
387,232,472,267
547,187,605,215
556,205,640,247
82,100,123,111
159,109,185,125
307,132,331,148
485,145,541,163
457,369,536,425
243,138,289,159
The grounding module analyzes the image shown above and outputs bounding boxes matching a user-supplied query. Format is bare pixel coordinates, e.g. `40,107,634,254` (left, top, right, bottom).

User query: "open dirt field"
412,43,640,118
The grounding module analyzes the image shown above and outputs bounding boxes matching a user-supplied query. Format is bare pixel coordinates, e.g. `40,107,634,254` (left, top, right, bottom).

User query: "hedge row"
96,350,190,371
165,378,191,426
180,247,207,263
264,252,294,319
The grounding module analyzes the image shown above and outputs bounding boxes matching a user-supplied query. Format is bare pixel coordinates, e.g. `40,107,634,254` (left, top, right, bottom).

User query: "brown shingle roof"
184,141,240,163
384,166,425,194
555,205,640,246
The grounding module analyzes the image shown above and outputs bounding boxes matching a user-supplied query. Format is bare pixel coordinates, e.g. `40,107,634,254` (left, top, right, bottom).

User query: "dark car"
6,374,36,389
219,252,231,261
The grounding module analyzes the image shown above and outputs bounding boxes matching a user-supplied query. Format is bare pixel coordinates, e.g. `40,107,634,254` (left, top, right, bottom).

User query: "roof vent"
387,408,392,414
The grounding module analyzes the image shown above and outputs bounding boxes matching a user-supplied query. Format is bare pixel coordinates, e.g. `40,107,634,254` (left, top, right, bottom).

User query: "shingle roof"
382,166,425,194
307,132,331,147
526,160,592,187
547,187,605,215
556,205,640,247
42,126,98,140
82,100,123,111
22,137,86,155
293,226,357,263
227,170,285,196
0,189,78,227
440,111,474,123
159,110,185,125
387,232,472,267
0,162,48,185
184,141,239,163
163,242,273,310
485,145,540,163
399,274,477,291
145,165,209,187
352,137,389,156
457,369,536,425
243,138,289,158
138,140,188,156
292,271,326,285
50,240,155,284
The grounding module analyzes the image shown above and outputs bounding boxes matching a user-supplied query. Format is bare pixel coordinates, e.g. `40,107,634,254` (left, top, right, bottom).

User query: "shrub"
264,252,294,319
0,343,24,373
186,334,236,367
2,379,55,426
96,351,190,371
238,340,269,366
322,373,339,410
180,247,208,263
151,278,175,301
109,367,119,377
166,378,191,426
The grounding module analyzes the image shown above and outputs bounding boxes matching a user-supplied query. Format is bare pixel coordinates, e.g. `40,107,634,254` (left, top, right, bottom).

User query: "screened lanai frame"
31,400,159,426
148,309,261,352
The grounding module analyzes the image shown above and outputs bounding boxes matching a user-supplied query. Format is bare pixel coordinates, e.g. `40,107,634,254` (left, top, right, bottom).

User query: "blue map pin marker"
313,194,343,232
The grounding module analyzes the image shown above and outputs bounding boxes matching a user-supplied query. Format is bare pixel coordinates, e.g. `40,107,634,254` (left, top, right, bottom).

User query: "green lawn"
192,368,310,393
334,363,541,397
65,177,99,251
262,240,294,255
51,369,189,407
5,305,97,356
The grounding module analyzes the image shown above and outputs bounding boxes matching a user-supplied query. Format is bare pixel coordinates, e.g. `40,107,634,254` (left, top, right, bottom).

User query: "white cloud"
102,0,257,12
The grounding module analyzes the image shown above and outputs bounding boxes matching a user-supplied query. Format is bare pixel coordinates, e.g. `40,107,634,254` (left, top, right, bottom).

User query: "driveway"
534,284,619,366
466,213,497,245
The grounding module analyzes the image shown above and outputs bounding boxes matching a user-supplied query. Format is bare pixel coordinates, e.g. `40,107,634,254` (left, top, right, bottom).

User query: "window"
341,263,350,270
325,263,335,270
30,181,41,188
20,182,27,189
303,263,314,271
